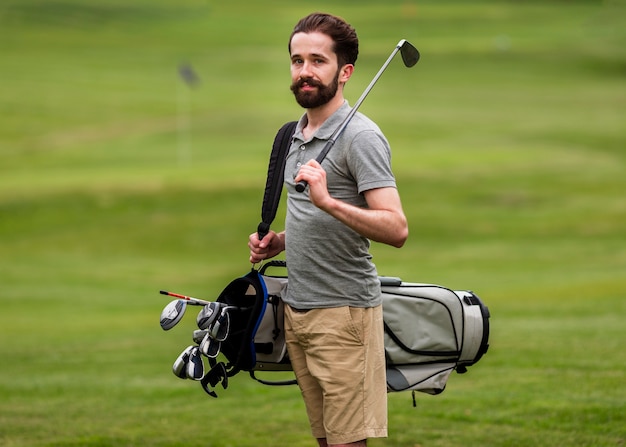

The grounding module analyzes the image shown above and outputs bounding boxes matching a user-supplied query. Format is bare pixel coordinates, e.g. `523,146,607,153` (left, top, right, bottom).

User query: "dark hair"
289,13,359,67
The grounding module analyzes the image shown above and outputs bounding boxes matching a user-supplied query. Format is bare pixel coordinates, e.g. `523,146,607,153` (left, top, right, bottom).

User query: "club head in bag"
192,329,209,344
399,39,420,67
199,331,221,358
209,309,231,342
196,302,222,330
160,300,186,330
172,346,194,379
186,346,205,381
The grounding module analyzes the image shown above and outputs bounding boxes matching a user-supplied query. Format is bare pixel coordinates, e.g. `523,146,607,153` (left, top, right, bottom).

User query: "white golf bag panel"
253,274,291,370
381,279,490,395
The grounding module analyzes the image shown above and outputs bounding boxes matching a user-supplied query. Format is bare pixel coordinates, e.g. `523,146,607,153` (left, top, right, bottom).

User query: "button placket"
296,144,306,168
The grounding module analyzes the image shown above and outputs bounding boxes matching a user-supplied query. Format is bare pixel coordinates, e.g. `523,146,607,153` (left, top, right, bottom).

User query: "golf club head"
200,332,221,358
160,299,187,330
192,329,209,344
186,346,205,381
210,310,231,342
196,302,222,330
172,346,194,379
399,40,420,67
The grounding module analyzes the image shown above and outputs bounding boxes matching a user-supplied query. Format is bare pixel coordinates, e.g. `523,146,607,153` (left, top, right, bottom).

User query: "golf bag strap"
257,121,298,240
258,259,287,275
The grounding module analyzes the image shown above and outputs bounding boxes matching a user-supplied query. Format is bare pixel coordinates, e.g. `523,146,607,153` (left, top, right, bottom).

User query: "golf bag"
161,268,489,398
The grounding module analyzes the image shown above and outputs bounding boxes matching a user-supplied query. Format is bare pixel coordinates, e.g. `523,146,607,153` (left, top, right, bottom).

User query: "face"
289,32,352,109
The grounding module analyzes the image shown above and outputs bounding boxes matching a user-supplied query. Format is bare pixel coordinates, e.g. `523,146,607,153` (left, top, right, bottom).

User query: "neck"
304,95,345,138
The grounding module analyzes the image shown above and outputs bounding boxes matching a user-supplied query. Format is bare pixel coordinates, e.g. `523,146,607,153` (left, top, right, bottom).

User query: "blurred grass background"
1,0,625,446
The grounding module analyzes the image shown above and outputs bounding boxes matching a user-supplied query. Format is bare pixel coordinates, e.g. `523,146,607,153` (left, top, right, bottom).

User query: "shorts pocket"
345,306,365,345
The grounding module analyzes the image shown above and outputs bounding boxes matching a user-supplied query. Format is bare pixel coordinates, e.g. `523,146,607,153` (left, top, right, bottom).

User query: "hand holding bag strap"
257,121,298,240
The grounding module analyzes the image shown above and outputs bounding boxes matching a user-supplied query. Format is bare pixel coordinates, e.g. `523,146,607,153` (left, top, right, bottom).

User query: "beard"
290,72,340,109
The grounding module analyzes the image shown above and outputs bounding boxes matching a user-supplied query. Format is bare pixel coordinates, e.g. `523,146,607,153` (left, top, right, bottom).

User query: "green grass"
1,0,625,446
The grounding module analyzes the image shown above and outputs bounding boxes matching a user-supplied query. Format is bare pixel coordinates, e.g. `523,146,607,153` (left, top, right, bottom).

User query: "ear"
339,64,354,83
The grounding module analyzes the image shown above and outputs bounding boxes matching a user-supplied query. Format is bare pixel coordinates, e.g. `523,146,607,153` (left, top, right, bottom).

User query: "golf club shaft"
295,39,412,193
160,290,210,306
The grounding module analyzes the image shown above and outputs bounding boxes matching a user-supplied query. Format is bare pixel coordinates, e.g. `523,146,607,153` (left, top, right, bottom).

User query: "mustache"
290,77,324,92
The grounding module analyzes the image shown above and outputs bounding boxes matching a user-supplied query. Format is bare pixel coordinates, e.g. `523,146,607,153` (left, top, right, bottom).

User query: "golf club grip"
295,138,337,193
161,290,186,299
295,180,308,192
160,290,209,305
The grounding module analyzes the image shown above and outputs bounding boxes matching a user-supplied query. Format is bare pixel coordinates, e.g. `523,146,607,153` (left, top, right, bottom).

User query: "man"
248,12,408,447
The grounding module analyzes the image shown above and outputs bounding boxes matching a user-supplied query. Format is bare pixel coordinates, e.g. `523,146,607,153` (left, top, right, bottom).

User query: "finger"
250,252,266,263
294,165,314,183
304,159,321,168
249,233,267,250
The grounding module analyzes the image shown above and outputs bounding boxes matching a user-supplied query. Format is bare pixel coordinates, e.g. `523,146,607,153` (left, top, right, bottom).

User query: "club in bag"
172,345,194,379
160,299,187,330
197,303,235,341
186,346,205,381
295,39,420,192
199,331,221,358
160,290,211,306
192,329,209,344
209,309,231,342
196,302,223,330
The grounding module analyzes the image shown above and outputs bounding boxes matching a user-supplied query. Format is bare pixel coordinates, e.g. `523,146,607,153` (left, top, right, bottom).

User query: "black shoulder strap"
257,121,298,240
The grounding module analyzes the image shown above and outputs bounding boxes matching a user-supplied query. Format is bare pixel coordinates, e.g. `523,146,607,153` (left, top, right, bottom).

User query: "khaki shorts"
284,305,388,445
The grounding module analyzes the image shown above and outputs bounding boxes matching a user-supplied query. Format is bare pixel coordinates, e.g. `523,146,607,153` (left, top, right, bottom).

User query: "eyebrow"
291,52,330,61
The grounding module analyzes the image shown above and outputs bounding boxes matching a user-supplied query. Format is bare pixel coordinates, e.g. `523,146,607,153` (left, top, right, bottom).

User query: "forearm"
320,197,408,248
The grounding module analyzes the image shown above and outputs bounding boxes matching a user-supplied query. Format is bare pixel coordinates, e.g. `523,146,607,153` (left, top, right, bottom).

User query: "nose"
299,60,314,78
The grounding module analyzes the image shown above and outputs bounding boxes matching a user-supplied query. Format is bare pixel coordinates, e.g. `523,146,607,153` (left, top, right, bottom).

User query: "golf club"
196,302,223,330
172,346,194,379
192,329,209,344
160,289,211,306
209,309,231,342
199,331,221,358
295,39,420,193
187,346,205,380
198,305,235,338
160,299,187,330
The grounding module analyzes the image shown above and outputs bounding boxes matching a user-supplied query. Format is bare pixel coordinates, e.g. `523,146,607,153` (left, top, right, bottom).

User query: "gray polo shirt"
283,101,397,309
